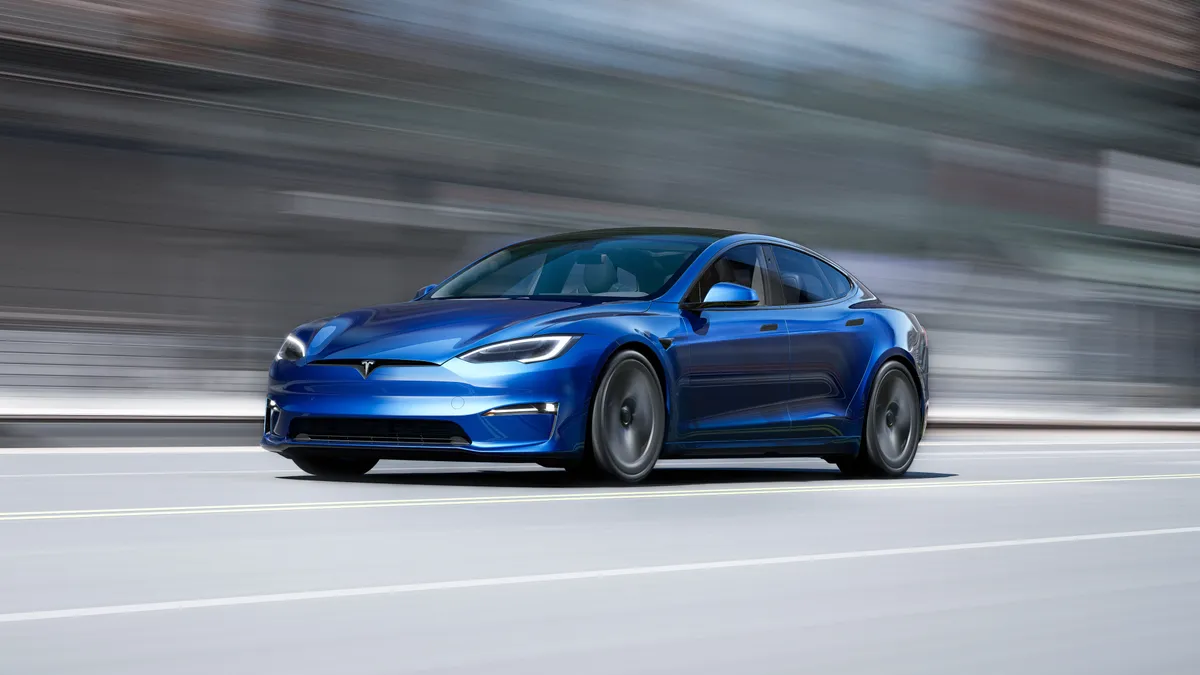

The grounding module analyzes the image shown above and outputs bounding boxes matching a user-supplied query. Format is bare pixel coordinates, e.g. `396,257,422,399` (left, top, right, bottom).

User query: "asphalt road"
1,430,1199,674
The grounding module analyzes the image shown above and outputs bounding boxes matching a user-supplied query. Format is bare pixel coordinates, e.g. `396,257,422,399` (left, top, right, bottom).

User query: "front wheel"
839,361,921,478
588,350,665,484
293,456,378,478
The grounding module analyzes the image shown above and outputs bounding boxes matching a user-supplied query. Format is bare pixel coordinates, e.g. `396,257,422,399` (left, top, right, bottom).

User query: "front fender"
537,310,684,443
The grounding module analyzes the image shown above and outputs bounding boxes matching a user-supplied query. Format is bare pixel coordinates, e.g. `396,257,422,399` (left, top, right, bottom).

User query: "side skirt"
661,436,859,460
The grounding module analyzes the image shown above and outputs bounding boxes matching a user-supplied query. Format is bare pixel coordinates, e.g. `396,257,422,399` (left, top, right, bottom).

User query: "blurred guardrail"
0,0,1195,421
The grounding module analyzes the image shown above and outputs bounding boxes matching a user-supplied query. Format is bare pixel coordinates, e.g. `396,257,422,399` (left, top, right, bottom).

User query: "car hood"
304,298,622,363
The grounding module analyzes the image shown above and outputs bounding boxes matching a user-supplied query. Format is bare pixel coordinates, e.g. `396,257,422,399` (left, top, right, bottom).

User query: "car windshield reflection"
429,232,716,300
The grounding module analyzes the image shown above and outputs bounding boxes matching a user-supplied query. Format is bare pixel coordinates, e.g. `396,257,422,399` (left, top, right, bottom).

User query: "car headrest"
583,255,618,294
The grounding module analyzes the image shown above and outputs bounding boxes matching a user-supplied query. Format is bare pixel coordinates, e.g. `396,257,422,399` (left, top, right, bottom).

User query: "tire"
838,361,921,478
587,350,666,484
293,456,378,478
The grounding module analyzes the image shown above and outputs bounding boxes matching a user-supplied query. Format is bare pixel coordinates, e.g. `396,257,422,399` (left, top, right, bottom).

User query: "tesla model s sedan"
263,227,929,483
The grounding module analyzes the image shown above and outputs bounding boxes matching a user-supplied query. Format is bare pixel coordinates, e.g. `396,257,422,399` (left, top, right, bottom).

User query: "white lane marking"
0,470,286,478
2,525,1198,624
0,468,502,479
1,473,1197,522
0,447,262,455
675,449,1200,462
921,448,1200,458
920,439,1200,447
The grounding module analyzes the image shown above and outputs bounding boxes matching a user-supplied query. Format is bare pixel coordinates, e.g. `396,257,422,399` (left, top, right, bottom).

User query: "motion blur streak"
0,0,1195,418
1,4,1199,674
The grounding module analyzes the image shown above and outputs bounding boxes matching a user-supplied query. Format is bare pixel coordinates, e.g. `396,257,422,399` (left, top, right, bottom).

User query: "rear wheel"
839,361,921,478
293,456,378,478
588,350,665,484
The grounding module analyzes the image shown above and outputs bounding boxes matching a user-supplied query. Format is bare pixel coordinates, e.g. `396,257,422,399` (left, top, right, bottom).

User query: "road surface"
1,430,1199,674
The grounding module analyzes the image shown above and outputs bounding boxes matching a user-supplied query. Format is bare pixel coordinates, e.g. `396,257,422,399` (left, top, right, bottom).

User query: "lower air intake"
288,417,470,446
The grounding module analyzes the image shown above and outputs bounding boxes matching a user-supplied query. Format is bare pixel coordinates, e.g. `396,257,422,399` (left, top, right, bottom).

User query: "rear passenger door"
766,245,874,440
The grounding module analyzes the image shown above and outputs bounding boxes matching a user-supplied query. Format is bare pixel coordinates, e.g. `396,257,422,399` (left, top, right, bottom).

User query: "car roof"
517,226,743,244
507,227,832,260
505,226,842,259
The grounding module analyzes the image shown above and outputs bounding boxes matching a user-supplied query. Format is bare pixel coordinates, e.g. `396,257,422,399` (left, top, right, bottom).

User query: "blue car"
263,228,929,483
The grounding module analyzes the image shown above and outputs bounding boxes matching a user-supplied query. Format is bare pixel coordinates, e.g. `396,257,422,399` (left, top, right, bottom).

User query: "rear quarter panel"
848,304,929,422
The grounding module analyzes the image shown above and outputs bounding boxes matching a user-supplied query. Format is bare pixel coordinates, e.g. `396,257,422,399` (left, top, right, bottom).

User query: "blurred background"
0,0,1196,418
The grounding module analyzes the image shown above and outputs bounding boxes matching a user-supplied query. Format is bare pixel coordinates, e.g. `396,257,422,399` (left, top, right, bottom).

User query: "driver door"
671,244,793,448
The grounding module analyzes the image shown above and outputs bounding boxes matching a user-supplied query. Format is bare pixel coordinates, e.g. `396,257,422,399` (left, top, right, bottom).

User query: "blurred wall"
0,0,1196,410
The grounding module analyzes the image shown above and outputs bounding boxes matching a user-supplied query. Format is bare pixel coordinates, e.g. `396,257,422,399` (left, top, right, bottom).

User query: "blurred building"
983,0,1198,78
0,0,1195,411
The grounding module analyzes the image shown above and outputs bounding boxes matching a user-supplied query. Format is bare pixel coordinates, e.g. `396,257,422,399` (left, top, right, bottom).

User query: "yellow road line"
2,473,1197,522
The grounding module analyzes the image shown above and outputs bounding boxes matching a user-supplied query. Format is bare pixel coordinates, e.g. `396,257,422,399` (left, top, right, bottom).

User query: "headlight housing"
458,335,580,364
275,333,307,362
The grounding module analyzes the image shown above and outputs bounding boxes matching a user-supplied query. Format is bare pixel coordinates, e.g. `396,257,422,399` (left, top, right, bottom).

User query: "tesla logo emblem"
357,360,376,378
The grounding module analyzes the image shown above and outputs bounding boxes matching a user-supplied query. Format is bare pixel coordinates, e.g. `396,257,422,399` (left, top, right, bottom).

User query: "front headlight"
275,333,307,362
458,335,580,364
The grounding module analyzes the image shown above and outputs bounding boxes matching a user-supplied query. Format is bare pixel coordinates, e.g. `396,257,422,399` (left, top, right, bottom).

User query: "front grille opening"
288,417,470,446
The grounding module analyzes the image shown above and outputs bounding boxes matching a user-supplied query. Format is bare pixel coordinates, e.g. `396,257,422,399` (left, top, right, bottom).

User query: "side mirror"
413,284,438,300
684,282,760,310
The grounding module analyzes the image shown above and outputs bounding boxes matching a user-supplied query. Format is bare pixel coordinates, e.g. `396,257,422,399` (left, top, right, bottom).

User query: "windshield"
430,233,714,300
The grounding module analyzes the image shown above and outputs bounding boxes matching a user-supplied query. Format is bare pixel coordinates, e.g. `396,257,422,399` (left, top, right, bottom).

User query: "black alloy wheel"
838,361,921,478
588,350,666,484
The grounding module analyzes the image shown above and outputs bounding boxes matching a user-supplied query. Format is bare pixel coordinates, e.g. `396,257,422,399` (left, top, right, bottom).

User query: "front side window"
684,244,768,306
430,233,713,300
770,246,853,305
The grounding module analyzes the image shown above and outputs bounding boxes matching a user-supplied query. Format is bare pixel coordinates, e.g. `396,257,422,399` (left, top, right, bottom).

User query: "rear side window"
770,246,853,305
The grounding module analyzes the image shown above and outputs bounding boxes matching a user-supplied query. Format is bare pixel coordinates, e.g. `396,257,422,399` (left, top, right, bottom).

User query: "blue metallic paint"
694,281,760,307
670,303,794,444
262,231,928,465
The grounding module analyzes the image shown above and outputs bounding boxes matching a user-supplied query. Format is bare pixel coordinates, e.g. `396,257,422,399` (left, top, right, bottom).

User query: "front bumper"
261,351,595,460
